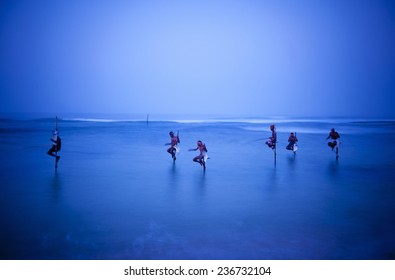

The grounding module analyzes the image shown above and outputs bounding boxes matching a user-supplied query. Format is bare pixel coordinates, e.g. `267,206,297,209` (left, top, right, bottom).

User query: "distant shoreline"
1,113,395,124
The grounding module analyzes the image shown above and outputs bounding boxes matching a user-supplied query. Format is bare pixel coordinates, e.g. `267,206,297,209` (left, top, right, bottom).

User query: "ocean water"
1,115,395,260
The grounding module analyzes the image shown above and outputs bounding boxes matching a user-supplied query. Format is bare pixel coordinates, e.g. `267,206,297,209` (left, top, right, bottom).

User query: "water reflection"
168,161,179,183
166,162,180,201
195,171,206,186
269,165,278,188
169,161,177,175
287,154,297,170
194,171,206,198
327,159,339,177
50,170,62,203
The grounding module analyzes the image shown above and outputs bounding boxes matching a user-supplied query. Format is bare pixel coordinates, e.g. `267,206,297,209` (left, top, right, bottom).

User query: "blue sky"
1,0,395,117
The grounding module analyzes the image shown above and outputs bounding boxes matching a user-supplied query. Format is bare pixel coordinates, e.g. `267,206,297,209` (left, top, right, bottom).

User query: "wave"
62,118,146,123
2,114,395,125
61,117,275,124
172,119,311,124
165,118,395,124
50,117,395,125
239,126,332,134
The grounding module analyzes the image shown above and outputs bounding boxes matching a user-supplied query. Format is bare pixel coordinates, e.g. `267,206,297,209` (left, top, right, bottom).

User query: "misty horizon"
1,0,395,118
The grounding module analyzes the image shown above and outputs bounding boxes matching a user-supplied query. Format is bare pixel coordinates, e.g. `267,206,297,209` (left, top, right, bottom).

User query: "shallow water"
1,116,395,259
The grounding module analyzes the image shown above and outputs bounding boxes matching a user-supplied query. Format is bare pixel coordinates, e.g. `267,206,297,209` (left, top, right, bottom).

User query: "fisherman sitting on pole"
47,129,61,165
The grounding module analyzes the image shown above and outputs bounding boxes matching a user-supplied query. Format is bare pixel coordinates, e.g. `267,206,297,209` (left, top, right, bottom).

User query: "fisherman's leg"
202,158,206,171
167,147,175,158
332,141,338,151
199,155,205,167
55,146,61,162
47,146,56,157
171,147,177,160
193,156,202,165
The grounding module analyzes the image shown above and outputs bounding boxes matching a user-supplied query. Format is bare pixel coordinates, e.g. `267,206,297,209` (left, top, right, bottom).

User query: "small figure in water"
326,128,340,158
265,124,277,149
165,131,180,161
47,129,61,166
286,132,298,151
189,140,208,171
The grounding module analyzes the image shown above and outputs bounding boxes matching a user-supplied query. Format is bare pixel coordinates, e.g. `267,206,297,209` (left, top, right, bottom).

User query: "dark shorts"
47,145,59,154
328,141,337,148
286,142,295,150
266,140,275,148
193,154,203,160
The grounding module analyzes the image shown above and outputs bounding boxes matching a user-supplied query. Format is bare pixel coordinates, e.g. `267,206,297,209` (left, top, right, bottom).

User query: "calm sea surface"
1,115,395,259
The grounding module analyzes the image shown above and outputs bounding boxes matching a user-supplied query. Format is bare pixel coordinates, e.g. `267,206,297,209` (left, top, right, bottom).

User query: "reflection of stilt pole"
146,114,149,125
274,145,277,166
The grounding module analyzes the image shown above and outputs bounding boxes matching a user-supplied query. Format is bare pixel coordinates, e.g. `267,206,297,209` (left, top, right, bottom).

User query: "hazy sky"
1,0,395,117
